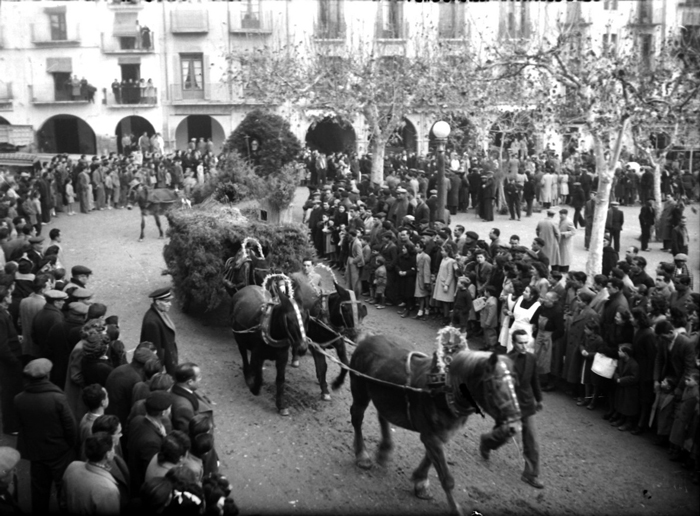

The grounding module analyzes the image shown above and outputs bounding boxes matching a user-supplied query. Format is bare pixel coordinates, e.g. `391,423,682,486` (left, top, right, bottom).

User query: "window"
438,2,465,39
50,12,67,41
602,33,618,54
318,0,344,39
181,54,203,90
603,0,618,10
640,34,654,68
638,0,652,24
379,1,402,39
53,72,71,101
242,0,261,29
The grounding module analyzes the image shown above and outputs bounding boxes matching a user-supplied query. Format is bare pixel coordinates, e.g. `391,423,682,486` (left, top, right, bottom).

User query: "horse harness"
231,300,307,349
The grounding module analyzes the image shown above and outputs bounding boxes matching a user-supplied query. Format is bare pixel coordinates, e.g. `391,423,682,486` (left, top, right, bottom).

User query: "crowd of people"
301,144,699,486
0,166,237,514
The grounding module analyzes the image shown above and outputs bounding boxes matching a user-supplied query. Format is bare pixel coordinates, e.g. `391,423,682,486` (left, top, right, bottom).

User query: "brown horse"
131,184,189,241
342,333,522,516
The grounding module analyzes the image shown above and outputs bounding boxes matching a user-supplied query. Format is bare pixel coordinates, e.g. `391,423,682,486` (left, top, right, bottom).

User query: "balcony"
0,83,13,111
31,23,81,47
229,10,273,35
170,83,233,104
101,31,155,54
103,86,158,108
29,84,90,106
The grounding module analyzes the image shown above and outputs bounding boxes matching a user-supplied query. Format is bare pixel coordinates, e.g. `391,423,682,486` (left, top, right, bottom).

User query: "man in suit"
14,359,77,515
127,391,172,493
105,343,157,428
480,330,544,489
474,251,493,296
638,199,656,252
605,201,624,252
140,288,178,375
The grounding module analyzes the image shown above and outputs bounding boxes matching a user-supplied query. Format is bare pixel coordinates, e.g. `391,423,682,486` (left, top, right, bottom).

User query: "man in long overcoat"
557,209,576,273
584,193,596,250
105,344,156,428
14,359,77,515
605,201,624,252
140,288,178,375
536,210,561,269
31,290,67,360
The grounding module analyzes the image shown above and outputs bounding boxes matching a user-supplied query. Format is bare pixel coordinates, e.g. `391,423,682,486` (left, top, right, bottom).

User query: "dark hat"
23,358,52,379
149,287,172,301
44,289,68,301
105,315,119,326
17,260,33,274
466,231,479,240
72,288,93,300
421,229,436,237
512,245,528,253
145,391,173,412
88,303,107,319
28,236,45,244
0,447,21,475
71,265,92,276
68,302,89,315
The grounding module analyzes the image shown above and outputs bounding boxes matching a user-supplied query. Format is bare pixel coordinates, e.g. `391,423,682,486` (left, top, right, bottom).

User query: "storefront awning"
46,57,72,73
113,12,140,37
0,153,37,168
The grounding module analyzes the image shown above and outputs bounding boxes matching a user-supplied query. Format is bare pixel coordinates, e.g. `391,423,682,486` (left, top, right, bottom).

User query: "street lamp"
433,121,451,225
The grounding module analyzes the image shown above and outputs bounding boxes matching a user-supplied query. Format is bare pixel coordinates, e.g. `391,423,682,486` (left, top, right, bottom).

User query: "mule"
290,273,367,400
342,333,522,516
131,185,189,241
230,284,308,416
223,242,271,296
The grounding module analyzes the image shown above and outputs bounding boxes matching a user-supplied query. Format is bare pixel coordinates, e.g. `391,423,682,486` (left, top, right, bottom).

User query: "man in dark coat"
640,167,654,205
425,189,438,225
670,215,689,256
479,174,495,222
0,285,23,435
601,278,629,345
105,344,156,428
571,182,585,228
31,289,67,360
14,359,77,515
127,392,172,493
140,288,178,375
480,330,544,489
605,201,624,252
468,168,482,213
46,302,88,388
638,199,656,252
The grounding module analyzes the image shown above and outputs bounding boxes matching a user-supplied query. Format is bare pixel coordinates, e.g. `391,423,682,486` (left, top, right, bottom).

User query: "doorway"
187,115,212,141
119,64,141,104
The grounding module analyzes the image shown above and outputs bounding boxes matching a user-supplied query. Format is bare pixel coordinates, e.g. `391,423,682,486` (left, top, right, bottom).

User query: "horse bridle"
480,361,521,425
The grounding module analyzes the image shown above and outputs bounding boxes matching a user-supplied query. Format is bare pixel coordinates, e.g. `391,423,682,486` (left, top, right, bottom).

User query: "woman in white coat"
506,285,542,353
432,245,457,325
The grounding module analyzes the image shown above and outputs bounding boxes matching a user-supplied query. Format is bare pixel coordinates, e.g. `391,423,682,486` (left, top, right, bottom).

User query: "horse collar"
445,368,483,418
260,303,288,348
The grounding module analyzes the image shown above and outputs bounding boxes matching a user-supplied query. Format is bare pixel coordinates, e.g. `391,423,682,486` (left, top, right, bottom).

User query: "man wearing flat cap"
32,289,67,360
26,236,44,274
0,446,21,514
127,390,172,493
14,358,78,515
19,274,51,364
63,265,92,300
140,287,178,376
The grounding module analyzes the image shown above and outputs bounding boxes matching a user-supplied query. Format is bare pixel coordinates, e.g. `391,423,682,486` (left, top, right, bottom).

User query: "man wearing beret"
14,358,77,515
0,446,21,514
127,391,172,493
140,287,179,376
32,289,67,361
63,265,92,299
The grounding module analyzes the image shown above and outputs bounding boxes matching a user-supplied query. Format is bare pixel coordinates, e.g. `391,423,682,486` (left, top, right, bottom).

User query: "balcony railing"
103,86,158,107
170,83,232,103
29,84,91,105
229,10,272,34
101,31,155,54
31,23,81,46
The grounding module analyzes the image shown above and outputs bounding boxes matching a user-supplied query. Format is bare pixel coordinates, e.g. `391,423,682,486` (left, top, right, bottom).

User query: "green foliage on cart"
164,202,316,312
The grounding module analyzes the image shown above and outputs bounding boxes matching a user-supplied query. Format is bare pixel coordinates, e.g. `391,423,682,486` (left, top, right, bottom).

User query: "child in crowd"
65,180,75,216
610,343,640,431
373,256,387,309
480,285,499,350
452,276,473,336
365,245,380,304
579,319,604,409
413,239,431,320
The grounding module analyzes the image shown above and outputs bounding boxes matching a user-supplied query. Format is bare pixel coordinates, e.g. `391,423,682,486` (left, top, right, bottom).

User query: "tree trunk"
585,121,629,282
370,137,386,186
653,161,663,226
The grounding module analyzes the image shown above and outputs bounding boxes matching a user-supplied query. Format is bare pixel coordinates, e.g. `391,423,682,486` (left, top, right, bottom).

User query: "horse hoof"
290,360,300,368
138,238,144,242
321,393,331,401
414,485,433,500
279,408,290,416
356,457,373,470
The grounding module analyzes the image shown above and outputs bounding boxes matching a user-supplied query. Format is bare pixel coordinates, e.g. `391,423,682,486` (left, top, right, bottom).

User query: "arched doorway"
115,116,156,154
305,116,356,154
386,118,417,154
175,115,226,152
428,115,477,154
37,115,96,155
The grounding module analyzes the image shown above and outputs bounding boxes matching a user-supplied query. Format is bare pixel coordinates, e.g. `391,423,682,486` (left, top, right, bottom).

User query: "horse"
289,269,368,401
341,331,522,516
131,184,189,241
222,237,271,297
230,277,309,416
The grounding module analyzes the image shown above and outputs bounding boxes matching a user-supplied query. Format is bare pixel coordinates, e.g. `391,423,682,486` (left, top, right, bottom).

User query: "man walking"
638,199,656,252
140,288,178,375
479,330,544,489
605,201,624,252
536,209,561,270
557,209,576,273
584,192,596,250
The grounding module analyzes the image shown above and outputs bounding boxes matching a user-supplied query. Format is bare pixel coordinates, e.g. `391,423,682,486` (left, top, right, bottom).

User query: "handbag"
591,352,617,379
472,297,487,312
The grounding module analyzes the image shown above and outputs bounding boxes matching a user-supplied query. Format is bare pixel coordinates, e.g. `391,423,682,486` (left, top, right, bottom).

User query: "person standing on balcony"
141,26,152,50
111,79,121,105
68,75,81,101
146,79,156,105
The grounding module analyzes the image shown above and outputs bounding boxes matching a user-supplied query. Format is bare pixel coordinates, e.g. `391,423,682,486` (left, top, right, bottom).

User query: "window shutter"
46,57,72,73
173,55,182,100
113,12,139,37
203,55,210,100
